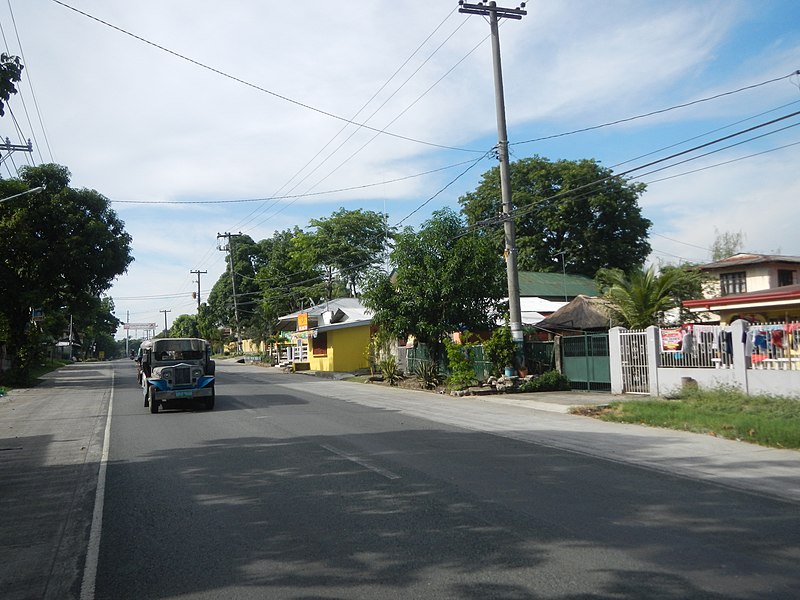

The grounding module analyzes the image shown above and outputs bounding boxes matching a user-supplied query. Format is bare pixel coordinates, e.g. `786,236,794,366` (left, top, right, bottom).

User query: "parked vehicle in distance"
137,338,215,413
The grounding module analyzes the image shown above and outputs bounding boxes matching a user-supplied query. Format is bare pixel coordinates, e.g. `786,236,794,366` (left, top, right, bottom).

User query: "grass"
1,359,73,391
586,386,800,449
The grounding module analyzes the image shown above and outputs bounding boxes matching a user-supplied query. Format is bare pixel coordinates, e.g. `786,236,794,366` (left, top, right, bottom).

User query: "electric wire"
231,7,460,232
511,69,800,147
0,14,41,165
109,157,486,204
248,25,490,233
7,0,53,161
51,0,483,154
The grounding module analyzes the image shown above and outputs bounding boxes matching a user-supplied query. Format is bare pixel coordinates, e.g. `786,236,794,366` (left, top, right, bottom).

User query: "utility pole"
0,137,33,167
190,269,207,309
217,232,242,352
126,310,130,357
459,0,526,347
160,309,171,337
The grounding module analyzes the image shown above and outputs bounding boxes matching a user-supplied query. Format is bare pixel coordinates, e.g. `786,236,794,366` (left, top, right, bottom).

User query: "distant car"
138,338,215,413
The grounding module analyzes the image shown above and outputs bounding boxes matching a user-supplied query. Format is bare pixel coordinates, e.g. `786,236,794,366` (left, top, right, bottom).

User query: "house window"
312,331,328,357
778,269,795,287
720,272,746,296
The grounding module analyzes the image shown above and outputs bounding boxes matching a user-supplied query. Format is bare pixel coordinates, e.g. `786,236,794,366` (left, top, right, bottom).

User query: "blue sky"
2,1,799,337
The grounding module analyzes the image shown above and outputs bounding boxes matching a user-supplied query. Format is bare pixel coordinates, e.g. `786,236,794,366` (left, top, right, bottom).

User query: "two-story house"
683,253,800,323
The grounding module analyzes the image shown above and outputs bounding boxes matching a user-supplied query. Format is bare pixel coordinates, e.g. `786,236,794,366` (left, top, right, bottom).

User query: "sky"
2,0,799,338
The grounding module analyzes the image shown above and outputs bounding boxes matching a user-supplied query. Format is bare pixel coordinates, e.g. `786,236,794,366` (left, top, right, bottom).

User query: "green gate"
561,333,611,392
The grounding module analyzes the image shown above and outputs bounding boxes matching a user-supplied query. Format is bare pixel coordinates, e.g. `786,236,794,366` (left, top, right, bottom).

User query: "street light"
0,186,44,203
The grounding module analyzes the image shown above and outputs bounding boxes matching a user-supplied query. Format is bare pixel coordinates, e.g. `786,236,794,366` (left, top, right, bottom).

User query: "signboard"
31,308,44,322
660,328,683,352
297,313,308,332
124,322,157,330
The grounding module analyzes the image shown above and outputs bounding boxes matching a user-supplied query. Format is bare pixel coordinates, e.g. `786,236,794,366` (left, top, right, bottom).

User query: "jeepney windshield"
151,339,207,361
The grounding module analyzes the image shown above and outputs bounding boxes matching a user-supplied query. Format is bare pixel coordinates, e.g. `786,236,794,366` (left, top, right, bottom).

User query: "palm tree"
599,265,685,329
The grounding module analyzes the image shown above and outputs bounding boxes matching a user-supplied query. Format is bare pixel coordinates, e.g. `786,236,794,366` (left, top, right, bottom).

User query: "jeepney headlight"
160,367,173,381
192,368,203,379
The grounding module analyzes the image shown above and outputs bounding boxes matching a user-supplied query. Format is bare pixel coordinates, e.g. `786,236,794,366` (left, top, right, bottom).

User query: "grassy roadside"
0,359,73,394
577,386,800,450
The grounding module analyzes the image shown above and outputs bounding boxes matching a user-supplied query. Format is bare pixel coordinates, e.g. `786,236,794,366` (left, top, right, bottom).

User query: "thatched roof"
534,295,616,331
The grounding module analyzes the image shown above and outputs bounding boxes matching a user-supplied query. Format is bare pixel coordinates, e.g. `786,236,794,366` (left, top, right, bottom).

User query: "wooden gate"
561,333,611,392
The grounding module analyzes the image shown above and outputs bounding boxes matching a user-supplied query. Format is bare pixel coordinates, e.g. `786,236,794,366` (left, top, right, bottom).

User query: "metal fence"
748,321,800,370
404,340,555,382
658,324,727,369
657,322,800,371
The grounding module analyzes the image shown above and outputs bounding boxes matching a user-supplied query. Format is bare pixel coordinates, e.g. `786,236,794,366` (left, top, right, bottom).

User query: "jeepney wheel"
205,386,215,411
148,387,159,414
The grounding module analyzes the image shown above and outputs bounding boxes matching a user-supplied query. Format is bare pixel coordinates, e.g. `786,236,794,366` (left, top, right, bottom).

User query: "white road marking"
319,443,400,480
79,369,114,600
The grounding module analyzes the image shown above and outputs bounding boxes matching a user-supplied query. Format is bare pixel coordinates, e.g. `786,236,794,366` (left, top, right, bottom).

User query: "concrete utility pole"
160,309,171,337
459,0,526,346
190,269,207,309
217,232,243,352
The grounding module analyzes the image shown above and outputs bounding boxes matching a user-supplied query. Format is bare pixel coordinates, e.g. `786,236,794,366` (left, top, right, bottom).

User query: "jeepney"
138,337,216,413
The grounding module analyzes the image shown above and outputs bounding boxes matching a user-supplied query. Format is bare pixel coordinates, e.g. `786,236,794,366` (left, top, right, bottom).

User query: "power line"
231,7,461,232
108,157,483,204
6,0,54,161
511,69,800,147
51,0,483,154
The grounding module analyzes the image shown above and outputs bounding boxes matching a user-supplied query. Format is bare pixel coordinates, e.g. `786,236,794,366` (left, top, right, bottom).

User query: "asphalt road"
89,359,799,599
2,359,799,599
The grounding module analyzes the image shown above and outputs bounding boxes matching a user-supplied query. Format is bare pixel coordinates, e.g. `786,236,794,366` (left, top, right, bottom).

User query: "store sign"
297,313,308,331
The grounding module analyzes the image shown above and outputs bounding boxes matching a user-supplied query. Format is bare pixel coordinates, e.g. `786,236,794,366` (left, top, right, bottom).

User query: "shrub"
519,370,571,393
414,361,443,389
445,338,477,390
378,355,403,386
484,326,515,376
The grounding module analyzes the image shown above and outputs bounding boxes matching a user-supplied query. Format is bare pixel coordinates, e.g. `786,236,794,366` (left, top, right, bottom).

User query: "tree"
170,314,200,338
254,228,337,332
0,53,23,117
710,229,745,261
207,234,261,343
597,264,697,329
361,208,505,349
0,164,133,381
459,156,651,277
293,208,390,298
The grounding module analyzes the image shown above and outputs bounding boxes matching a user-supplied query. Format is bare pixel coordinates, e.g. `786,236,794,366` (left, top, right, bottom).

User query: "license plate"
175,390,193,398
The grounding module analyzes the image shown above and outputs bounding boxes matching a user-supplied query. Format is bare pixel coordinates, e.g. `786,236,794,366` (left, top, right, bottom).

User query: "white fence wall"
609,320,800,398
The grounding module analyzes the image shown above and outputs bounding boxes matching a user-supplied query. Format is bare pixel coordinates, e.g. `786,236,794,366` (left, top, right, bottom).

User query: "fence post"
645,326,661,397
609,327,624,394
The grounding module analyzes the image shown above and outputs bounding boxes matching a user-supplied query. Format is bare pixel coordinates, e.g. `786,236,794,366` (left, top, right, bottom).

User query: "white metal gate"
619,330,650,394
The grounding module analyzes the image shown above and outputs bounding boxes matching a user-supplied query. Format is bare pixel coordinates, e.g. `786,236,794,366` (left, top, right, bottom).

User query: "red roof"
683,284,800,309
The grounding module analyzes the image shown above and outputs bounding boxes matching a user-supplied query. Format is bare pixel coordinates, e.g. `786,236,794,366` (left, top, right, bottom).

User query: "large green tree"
0,164,133,381
459,156,651,277
293,208,390,298
255,228,330,329
361,208,505,347
169,314,200,338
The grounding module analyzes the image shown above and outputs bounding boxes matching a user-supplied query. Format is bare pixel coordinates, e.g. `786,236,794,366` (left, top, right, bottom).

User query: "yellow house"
309,320,374,372
277,298,373,372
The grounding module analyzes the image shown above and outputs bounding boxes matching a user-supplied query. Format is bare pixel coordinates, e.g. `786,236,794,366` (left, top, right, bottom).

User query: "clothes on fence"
681,330,695,354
